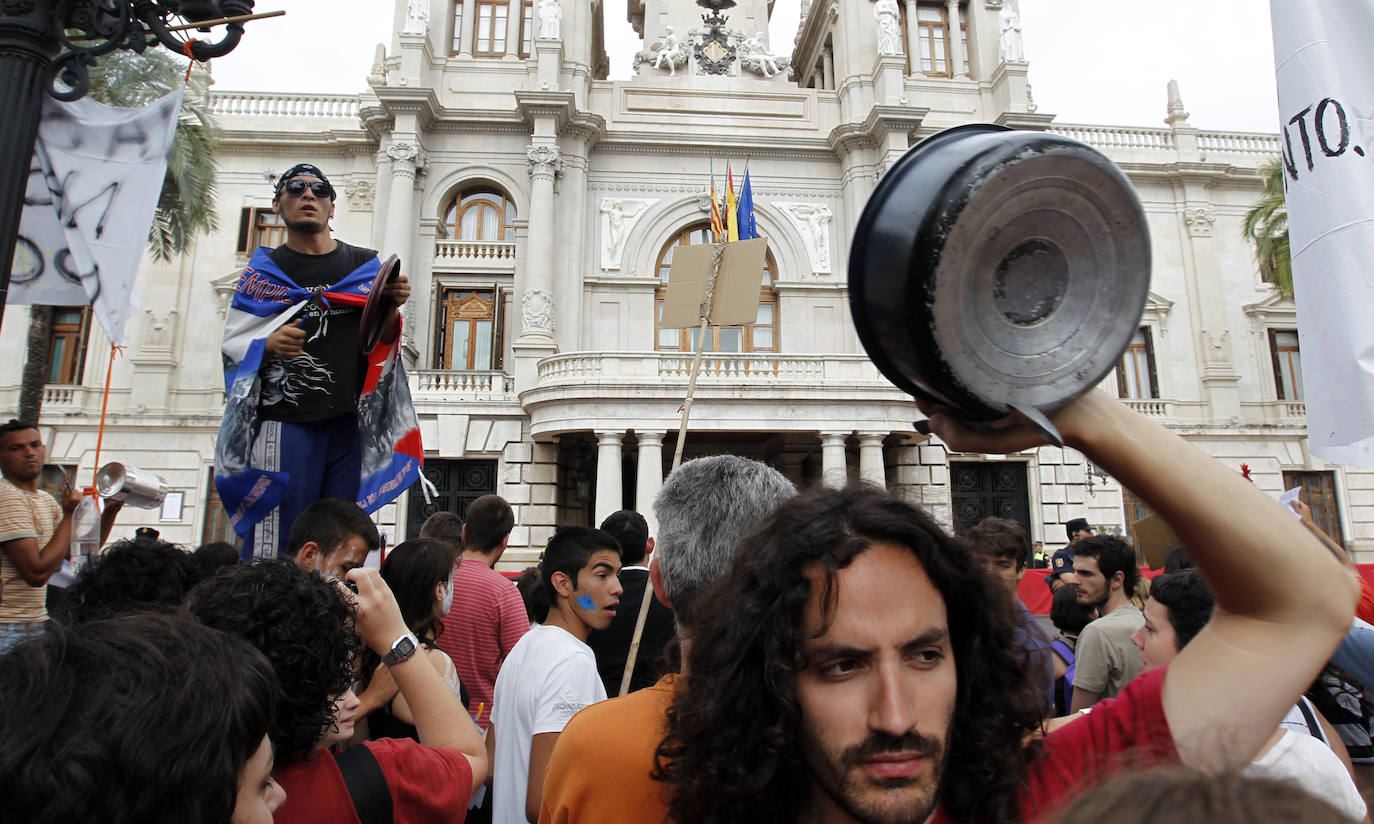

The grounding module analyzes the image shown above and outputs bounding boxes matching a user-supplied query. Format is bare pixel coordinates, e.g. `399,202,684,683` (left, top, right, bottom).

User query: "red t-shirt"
1357,576,1374,625
931,666,1175,823
436,558,530,725
274,738,473,823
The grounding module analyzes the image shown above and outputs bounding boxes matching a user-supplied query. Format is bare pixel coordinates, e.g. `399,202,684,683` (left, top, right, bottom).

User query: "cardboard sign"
1133,513,1179,570
659,237,769,328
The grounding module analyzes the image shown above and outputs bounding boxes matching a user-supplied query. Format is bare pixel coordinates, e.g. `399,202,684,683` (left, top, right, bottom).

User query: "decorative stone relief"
737,31,789,78
636,26,687,76
522,288,555,335
526,144,563,179
984,0,1004,7
998,4,1025,63
777,203,834,275
345,179,376,211
537,0,561,39
1184,206,1215,237
874,0,902,56
599,198,656,270
402,0,429,35
1202,330,1232,365
142,308,177,349
387,141,421,164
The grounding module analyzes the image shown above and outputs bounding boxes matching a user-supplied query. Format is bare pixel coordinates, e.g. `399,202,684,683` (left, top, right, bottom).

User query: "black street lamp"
0,0,257,335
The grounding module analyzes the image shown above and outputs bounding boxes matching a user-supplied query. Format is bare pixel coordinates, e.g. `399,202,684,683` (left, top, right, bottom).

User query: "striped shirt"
436,558,530,726
0,479,61,624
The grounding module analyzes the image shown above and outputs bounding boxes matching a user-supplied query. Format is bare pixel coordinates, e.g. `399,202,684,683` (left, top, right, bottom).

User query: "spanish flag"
726,164,739,242
710,179,725,240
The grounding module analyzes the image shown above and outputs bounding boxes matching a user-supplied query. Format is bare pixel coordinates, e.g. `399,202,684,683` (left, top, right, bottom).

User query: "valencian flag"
726,163,740,242
215,249,423,548
710,171,725,240
738,169,758,240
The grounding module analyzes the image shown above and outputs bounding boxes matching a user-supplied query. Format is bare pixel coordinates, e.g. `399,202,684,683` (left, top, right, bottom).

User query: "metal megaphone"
848,124,1151,443
95,462,169,510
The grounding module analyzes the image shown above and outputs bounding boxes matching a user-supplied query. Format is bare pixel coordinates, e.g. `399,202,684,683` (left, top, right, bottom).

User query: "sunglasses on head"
280,179,331,198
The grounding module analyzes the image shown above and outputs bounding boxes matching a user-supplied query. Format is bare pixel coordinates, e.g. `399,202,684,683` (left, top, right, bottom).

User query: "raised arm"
0,485,80,586
923,390,1356,771
346,567,489,795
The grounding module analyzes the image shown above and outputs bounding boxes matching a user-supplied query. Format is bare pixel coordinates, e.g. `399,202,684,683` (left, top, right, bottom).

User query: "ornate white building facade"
1,0,1360,565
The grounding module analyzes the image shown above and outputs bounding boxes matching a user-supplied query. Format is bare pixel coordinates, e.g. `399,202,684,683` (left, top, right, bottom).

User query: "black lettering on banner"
1315,98,1350,157
1289,105,1315,174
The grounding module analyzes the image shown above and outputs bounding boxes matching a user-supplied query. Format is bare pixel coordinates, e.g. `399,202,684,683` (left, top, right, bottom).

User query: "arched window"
440,187,516,241
654,224,778,353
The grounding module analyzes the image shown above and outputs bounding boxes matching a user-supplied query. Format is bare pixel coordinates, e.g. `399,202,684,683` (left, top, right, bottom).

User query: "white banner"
10,88,184,345
1271,0,1374,467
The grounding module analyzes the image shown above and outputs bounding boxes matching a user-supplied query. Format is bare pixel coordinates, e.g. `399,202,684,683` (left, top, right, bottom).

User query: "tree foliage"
1242,157,1292,298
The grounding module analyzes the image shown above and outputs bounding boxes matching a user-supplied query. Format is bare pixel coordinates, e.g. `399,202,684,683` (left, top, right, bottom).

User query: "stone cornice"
594,136,836,162
515,89,578,132
372,86,445,131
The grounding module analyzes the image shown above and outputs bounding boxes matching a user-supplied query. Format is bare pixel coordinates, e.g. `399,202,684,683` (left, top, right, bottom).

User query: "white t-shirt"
1244,729,1367,822
490,623,607,824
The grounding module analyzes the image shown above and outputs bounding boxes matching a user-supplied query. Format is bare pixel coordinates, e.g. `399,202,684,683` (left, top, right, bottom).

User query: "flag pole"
671,237,725,472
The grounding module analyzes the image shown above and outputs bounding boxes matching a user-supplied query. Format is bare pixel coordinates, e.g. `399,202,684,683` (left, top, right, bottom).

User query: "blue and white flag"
214,249,423,537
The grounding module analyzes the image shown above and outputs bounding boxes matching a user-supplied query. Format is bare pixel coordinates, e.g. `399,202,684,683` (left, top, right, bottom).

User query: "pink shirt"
436,558,530,725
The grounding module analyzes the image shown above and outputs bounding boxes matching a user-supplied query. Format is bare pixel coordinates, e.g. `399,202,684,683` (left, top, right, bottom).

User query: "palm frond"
1242,157,1292,297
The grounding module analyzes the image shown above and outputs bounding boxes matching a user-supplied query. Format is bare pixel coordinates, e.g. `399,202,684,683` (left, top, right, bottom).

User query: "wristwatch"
381,631,420,667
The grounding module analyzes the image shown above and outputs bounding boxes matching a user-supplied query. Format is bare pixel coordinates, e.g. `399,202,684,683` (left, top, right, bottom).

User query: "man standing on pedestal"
215,164,420,560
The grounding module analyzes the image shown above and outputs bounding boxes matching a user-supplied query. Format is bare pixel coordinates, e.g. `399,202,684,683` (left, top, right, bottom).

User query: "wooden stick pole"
669,240,726,472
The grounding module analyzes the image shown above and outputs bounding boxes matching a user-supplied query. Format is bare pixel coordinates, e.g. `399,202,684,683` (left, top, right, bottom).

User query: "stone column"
370,147,393,251
595,430,624,524
380,139,423,267
945,0,966,78
459,0,476,54
506,3,522,57
635,432,664,536
822,48,836,89
520,142,560,346
903,0,922,76
858,432,887,489
820,431,850,488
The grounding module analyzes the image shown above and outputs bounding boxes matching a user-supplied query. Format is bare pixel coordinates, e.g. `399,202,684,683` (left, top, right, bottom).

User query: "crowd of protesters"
4,384,1374,824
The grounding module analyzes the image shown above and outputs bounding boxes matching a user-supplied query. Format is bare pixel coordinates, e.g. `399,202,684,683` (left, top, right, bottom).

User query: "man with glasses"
216,164,415,561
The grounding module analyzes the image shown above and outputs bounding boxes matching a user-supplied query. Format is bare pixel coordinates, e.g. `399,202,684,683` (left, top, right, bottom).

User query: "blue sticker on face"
578,595,595,611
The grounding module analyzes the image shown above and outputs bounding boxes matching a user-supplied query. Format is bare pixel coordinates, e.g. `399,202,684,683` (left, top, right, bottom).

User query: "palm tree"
18,50,220,424
1242,157,1292,299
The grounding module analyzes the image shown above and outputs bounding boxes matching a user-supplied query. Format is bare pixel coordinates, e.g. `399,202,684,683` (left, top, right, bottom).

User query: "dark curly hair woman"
654,484,1048,824
187,558,360,761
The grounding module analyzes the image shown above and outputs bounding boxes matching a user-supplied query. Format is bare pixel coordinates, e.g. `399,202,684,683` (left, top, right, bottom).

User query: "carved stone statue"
738,31,787,78
1165,79,1190,127
638,25,687,76
781,203,834,274
599,198,652,270
537,0,561,40
998,4,1025,63
368,43,386,86
874,0,902,56
402,0,430,35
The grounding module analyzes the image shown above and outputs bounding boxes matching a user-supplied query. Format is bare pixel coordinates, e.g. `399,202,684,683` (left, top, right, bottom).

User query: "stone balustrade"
536,352,891,385
409,370,515,402
434,240,518,262
209,92,361,119
1051,125,1175,152
1196,131,1282,155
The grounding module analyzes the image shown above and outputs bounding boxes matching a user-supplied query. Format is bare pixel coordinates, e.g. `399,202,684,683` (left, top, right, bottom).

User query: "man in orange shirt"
538,456,795,823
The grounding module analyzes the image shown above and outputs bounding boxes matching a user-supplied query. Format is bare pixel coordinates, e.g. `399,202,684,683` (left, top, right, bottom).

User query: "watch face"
394,637,416,657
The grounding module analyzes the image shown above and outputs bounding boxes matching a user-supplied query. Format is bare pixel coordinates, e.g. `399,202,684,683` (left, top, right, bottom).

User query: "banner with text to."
1271,0,1374,466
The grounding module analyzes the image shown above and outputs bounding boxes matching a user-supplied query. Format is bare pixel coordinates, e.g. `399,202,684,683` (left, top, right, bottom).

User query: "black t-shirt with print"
258,241,378,424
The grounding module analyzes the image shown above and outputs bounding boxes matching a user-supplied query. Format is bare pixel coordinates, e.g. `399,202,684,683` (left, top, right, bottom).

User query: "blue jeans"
0,620,47,655
241,413,361,561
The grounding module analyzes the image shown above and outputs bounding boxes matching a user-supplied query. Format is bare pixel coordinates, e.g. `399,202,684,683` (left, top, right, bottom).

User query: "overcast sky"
211,0,1278,133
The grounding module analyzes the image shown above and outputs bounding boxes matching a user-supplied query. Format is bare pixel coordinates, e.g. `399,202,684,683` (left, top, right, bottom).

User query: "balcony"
433,239,517,269
209,92,361,120
42,384,90,412
408,370,517,408
524,352,915,436
1241,399,1307,426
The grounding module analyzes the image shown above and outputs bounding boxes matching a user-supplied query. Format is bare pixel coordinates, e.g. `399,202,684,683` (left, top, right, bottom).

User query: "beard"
283,213,329,234
798,727,948,824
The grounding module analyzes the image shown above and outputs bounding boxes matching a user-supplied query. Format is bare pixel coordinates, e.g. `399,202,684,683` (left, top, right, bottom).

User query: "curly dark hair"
57,538,206,625
187,558,359,762
0,612,275,824
655,484,1044,824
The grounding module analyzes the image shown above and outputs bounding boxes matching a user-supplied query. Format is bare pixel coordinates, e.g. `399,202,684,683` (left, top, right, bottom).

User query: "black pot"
849,124,1151,425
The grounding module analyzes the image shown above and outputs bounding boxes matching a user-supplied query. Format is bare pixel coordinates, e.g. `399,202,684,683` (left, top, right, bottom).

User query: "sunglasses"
280,179,331,198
